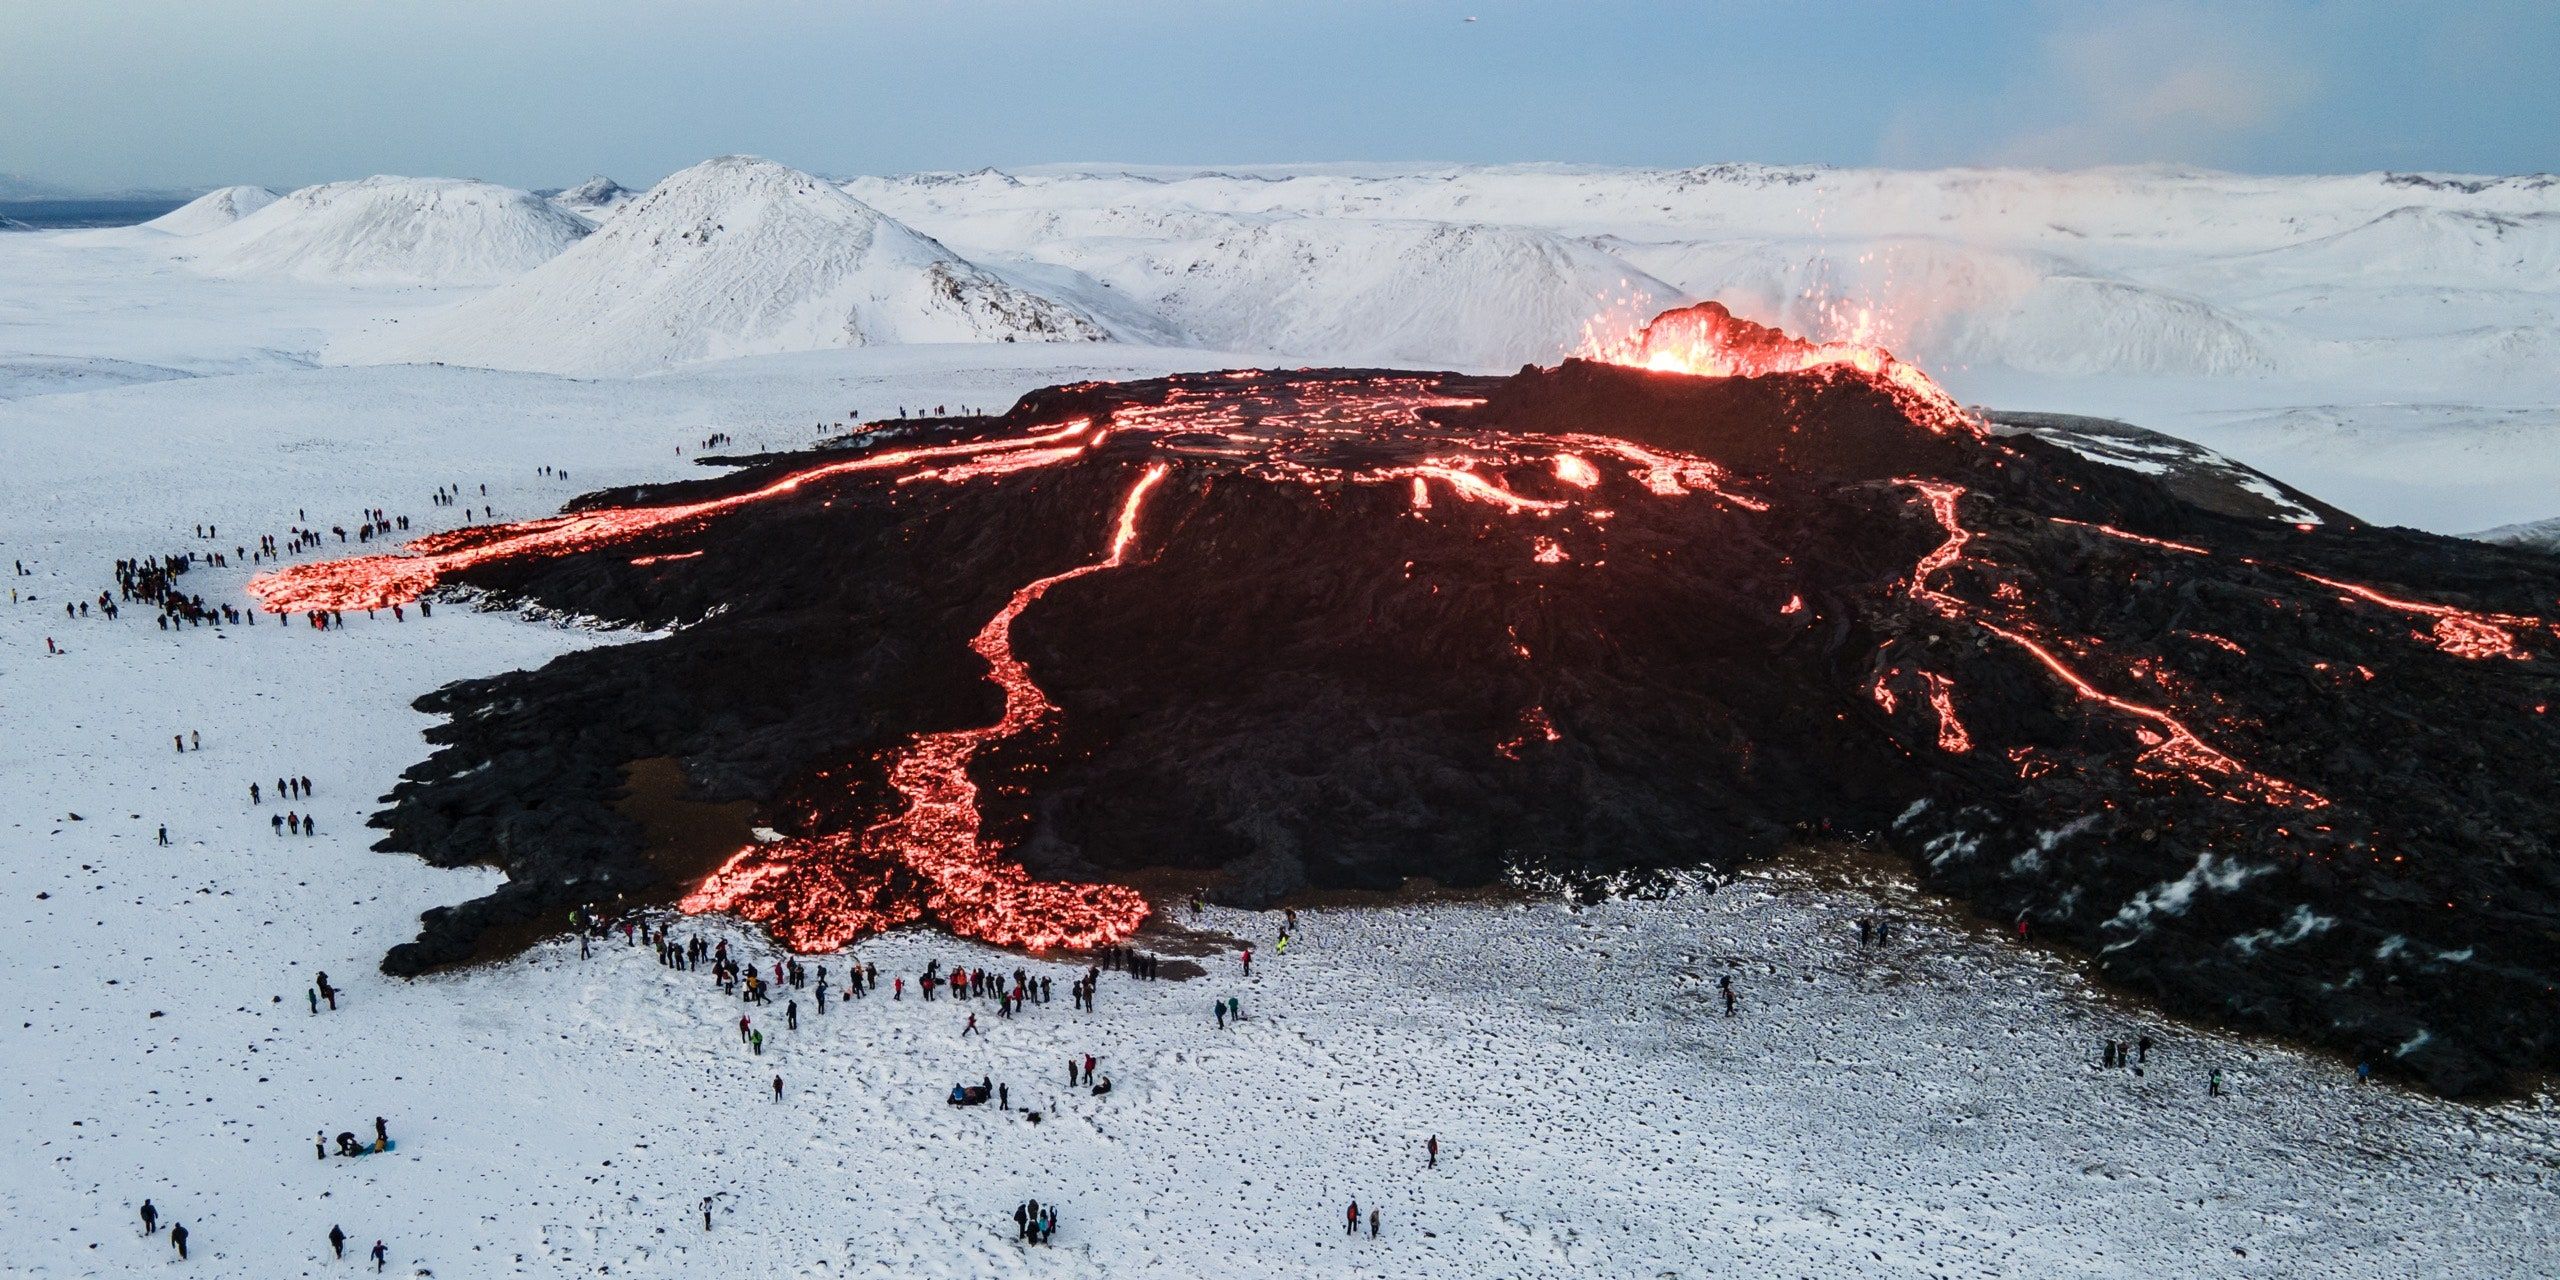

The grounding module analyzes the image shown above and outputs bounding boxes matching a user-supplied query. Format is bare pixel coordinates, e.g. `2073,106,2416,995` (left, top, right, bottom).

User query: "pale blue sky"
3,0,2553,192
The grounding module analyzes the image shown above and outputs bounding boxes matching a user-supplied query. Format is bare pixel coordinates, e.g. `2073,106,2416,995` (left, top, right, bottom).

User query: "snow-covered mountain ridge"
340,156,1108,375
183,175,591,285
842,161,2560,391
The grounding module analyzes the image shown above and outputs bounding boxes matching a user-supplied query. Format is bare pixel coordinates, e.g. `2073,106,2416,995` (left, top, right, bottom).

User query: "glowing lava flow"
2050,518,2210,557
1555,433,1770,511
1921,671,1972,754
681,464,1171,953
1582,300,1985,439
2287,569,2546,661
245,420,1095,613
1897,480,2327,809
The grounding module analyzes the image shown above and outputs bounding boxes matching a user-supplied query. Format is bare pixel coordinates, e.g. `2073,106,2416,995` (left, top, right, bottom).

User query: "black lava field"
316,315,2560,1096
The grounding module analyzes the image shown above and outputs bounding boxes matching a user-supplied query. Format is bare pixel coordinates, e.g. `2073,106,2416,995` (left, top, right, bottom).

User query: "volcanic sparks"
681,463,1172,952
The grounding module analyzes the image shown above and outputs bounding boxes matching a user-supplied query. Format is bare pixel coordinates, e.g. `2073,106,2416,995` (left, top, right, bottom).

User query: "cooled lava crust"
268,318,2560,1094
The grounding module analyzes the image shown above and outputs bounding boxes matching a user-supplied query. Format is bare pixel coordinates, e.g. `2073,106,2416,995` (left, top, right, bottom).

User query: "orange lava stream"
1555,433,1772,511
1897,479,2326,809
680,464,1170,953
1921,671,1972,754
1389,463,1569,514
2049,517,2211,556
245,421,1095,613
2287,569,2544,661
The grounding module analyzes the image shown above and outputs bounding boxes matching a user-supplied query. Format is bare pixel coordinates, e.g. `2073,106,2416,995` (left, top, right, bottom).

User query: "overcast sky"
4,0,2554,193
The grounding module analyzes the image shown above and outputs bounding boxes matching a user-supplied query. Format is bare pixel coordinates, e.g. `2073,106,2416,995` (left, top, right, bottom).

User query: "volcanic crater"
254,304,2560,1095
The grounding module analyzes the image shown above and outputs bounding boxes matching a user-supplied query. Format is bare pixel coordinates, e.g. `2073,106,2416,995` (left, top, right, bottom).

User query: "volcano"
253,303,2560,1095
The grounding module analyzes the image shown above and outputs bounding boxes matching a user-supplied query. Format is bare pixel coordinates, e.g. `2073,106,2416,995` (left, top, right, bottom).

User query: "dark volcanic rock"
357,360,2559,1096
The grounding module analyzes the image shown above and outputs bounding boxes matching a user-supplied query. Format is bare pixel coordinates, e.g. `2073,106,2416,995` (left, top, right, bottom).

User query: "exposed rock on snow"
343,156,1107,376
1987,411,2346,524
184,176,591,284
0,354,197,401
142,184,281,235
549,175,634,219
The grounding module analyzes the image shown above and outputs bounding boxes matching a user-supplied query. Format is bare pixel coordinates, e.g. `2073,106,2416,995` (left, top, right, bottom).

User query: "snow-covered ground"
4,164,2560,1276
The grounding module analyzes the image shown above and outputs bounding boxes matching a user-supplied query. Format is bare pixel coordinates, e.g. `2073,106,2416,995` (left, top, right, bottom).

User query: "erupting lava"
682,464,1171,952
1581,300,1985,439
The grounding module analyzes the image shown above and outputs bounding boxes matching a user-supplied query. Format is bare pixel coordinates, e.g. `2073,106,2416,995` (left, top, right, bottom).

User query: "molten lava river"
252,303,2560,1093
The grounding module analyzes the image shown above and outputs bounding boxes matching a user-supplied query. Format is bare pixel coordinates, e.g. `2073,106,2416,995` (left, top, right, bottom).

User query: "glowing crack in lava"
1582,299,1985,439
682,463,1171,952
1896,479,2327,809
245,420,1097,614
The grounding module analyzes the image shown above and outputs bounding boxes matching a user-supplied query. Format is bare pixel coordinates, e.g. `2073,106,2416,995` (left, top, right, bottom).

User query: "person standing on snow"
1346,1200,1360,1235
772,1075,784,1101
330,1224,347,1258
1427,1135,1438,1168
370,1239,387,1272
139,1200,158,1234
169,1222,188,1259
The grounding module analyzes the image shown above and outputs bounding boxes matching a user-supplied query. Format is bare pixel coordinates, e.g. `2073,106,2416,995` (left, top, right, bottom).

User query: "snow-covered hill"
144,185,281,236
549,175,634,220
183,176,591,285
961,210,1682,367
847,163,2560,390
344,156,1107,375
2473,512,2560,552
